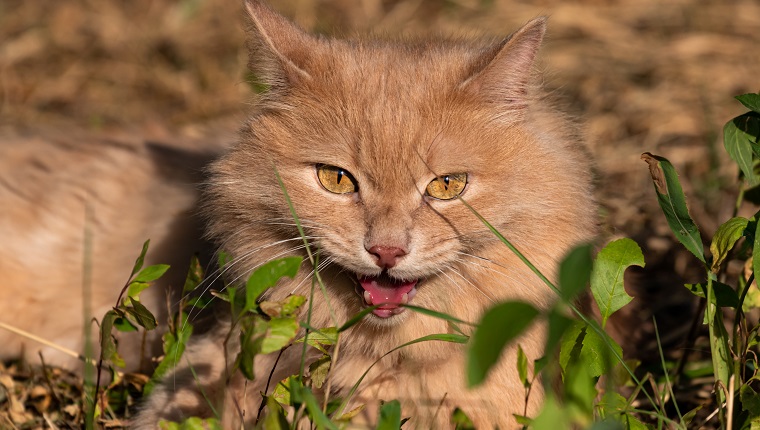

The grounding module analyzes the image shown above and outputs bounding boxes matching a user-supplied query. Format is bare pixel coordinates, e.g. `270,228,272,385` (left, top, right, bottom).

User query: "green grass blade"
334,333,468,417
402,304,476,327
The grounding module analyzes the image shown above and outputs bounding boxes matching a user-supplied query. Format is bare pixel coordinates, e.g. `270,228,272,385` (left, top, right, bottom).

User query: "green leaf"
291,381,339,430
588,419,625,430
564,354,598,417
217,250,232,269
113,316,138,333
531,395,570,430
271,376,293,407
125,300,158,330
144,317,193,396
126,282,150,301
755,219,760,307
559,244,593,302
737,93,760,114
452,408,476,430
513,415,532,426
559,320,584,374
295,326,338,354
245,257,302,312
134,264,171,283
236,315,266,380
741,384,760,422
536,308,575,375
260,295,307,318
641,153,705,262
467,301,539,387
158,420,180,430
182,255,204,294
309,355,331,389
581,326,623,378
131,240,150,277
559,321,622,378
99,310,125,368
681,405,703,428
544,309,574,359
261,317,299,354
724,113,760,186
516,345,529,387
262,395,290,429
685,282,740,308
280,295,307,316
590,238,645,327
376,400,402,430
173,417,222,430
710,217,749,273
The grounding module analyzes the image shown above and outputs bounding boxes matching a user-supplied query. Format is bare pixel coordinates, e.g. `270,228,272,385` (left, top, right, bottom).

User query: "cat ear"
461,17,547,112
244,0,317,89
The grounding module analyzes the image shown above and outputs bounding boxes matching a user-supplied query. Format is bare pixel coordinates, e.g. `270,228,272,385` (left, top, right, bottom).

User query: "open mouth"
356,273,419,318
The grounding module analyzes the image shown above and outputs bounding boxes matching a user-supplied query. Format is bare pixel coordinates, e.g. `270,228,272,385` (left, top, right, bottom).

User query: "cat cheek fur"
134,0,597,428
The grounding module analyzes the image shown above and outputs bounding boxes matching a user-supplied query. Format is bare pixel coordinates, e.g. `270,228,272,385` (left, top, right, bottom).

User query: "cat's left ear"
460,17,546,113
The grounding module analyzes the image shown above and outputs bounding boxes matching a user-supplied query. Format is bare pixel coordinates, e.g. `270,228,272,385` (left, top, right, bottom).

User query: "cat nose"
367,245,407,269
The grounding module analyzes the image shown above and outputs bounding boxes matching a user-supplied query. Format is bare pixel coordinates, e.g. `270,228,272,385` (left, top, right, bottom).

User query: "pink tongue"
359,276,417,309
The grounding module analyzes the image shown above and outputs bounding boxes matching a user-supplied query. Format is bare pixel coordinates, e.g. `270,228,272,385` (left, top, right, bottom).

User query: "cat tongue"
359,276,417,318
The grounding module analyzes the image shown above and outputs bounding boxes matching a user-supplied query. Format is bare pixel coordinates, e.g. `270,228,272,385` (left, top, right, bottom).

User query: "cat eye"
316,164,358,194
425,173,467,200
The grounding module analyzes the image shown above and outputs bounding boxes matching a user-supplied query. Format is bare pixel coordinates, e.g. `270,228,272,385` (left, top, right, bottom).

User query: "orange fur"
136,1,596,428
0,130,221,370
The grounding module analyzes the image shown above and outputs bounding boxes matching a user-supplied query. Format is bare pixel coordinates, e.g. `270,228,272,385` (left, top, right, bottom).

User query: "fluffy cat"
0,130,222,370
134,0,596,428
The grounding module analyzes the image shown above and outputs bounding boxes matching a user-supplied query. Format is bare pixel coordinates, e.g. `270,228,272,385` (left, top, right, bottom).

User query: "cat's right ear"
244,0,318,90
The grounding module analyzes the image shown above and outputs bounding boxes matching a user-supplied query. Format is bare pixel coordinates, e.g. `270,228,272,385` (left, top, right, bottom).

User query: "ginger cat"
0,130,222,370
133,0,596,428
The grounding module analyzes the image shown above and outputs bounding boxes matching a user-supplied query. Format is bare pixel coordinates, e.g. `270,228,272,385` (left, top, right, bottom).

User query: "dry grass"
1,0,759,428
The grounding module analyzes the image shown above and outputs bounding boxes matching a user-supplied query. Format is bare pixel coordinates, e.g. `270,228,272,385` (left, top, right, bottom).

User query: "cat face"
205,1,595,327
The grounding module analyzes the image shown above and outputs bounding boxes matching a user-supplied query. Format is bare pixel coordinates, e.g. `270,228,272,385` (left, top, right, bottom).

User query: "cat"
133,0,597,428
0,129,224,371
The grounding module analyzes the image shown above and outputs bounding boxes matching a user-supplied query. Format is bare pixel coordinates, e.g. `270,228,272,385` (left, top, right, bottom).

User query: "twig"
257,346,288,422
37,352,61,404
430,392,448,430
0,320,91,364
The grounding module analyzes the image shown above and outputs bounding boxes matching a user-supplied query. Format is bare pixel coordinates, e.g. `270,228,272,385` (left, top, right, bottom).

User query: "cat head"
205,0,595,325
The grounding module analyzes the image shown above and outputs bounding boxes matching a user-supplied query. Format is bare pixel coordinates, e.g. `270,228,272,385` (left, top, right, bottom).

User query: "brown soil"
1,0,759,428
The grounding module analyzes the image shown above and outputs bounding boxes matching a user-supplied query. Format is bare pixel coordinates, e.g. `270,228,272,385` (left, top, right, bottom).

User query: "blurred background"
1,0,759,356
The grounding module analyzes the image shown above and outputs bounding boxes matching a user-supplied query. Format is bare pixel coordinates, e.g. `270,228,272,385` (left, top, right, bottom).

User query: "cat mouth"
355,273,419,318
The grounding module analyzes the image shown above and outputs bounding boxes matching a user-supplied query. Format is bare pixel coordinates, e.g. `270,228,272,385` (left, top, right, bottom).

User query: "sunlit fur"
135,0,597,428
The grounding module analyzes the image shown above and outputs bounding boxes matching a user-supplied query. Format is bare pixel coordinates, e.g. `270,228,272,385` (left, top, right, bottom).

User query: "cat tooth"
363,290,372,305
401,293,409,304
408,288,418,300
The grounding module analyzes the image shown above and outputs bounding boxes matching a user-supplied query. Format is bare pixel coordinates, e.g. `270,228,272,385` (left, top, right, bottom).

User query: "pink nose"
367,245,407,269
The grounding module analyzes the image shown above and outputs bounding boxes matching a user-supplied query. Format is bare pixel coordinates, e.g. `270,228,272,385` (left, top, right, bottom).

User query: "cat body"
135,1,596,428
0,130,220,370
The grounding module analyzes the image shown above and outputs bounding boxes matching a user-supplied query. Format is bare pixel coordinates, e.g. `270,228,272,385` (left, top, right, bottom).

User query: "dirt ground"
1,0,759,427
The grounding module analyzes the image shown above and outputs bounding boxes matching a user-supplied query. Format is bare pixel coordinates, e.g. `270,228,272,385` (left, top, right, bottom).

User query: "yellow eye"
316,164,357,194
425,173,467,200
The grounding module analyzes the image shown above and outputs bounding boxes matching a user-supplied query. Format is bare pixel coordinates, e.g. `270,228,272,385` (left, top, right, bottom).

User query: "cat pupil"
337,170,344,184
443,175,450,190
